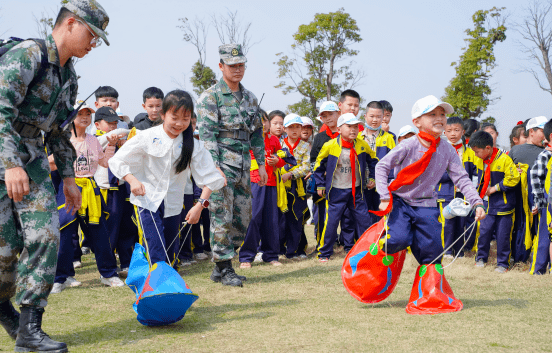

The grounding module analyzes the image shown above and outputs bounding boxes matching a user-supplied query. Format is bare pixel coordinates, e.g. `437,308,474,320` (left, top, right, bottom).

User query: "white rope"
166,220,190,250
174,222,193,262
428,220,478,268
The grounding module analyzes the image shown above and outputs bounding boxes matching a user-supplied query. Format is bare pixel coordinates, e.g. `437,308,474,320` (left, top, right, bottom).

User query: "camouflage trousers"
209,166,252,262
0,178,59,307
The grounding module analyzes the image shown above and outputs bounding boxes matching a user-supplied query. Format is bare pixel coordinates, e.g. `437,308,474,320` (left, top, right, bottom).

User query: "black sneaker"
210,266,246,283
220,267,243,287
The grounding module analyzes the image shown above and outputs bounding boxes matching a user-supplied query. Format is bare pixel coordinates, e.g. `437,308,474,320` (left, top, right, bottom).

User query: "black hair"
463,119,480,138
162,90,194,174
268,110,286,122
468,131,494,149
95,86,119,100
54,7,75,28
446,116,464,126
509,124,526,147
544,120,552,143
366,101,384,110
480,122,498,134
260,109,268,122
339,89,360,103
143,87,164,103
191,112,197,121
379,100,393,113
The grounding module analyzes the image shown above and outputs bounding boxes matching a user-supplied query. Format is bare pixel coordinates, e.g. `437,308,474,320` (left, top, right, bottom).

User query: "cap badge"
231,48,239,56
102,19,109,31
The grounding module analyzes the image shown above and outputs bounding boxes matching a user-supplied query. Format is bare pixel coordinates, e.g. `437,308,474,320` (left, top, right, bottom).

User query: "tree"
516,0,552,98
177,17,217,96
274,8,365,118
210,9,260,55
442,7,507,120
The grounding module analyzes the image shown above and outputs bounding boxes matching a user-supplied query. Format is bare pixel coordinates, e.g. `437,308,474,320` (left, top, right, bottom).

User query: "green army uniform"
196,44,264,263
0,0,109,308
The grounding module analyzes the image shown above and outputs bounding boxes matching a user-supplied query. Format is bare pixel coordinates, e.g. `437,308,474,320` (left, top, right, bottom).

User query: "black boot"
0,300,19,340
15,306,67,353
210,260,246,286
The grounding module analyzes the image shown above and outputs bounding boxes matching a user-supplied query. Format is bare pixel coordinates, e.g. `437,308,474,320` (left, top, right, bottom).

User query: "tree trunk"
326,52,336,101
541,47,552,96
310,96,317,118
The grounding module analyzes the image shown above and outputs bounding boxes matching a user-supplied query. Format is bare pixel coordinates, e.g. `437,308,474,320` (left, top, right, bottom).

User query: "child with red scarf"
239,111,291,267
280,114,311,259
313,113,377,261
469,131,520,273
374,95,485,314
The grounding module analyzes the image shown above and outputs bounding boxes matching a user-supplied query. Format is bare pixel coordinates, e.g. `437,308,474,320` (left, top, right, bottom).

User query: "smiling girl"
109,90,225,266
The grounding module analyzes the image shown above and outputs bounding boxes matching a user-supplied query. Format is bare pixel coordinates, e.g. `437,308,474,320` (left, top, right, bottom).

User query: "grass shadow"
246,264,342,284
462,298,528,309
364,300,409,309
54,299,301,347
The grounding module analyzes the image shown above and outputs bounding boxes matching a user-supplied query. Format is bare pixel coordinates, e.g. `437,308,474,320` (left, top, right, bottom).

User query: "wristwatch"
198,198,210,208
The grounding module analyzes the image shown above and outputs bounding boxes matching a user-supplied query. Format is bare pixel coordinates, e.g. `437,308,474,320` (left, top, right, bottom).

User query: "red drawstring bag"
341,218,406,303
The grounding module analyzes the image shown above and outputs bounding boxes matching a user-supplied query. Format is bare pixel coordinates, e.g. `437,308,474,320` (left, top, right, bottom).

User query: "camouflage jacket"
196,78,264,172
0,35,77,194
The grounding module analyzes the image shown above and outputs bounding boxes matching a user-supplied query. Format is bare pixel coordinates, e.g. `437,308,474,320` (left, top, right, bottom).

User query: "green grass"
2,225,552,352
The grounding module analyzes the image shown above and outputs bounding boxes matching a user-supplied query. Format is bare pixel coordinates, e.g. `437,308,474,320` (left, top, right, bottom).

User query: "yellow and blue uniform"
313,136,377,258
511,163,534,264
474,150,520,268
437,145,477,256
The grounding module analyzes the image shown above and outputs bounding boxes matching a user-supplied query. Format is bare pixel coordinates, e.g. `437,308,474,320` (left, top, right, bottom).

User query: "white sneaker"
73,261,82,269
51,282,67,294
298,254,307,259
81,247,91,255
195,253,209,261
65,277,82,287
100,276,125,287
254,252,263,262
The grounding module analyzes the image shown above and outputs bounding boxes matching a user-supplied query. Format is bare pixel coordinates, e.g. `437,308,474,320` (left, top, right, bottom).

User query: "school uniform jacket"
313,136,377,202
108,125,225,217
437,145,477,203
474,149,520,215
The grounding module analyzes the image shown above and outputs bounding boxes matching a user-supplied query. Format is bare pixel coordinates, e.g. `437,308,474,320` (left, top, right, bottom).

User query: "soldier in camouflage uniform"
197,44,267,287
0,1,109,351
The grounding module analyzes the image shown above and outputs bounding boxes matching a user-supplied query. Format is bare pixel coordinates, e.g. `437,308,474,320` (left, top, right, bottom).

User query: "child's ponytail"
162,90,195,174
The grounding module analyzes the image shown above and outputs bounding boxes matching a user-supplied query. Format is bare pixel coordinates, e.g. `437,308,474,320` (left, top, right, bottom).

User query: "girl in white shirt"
109,90,225,266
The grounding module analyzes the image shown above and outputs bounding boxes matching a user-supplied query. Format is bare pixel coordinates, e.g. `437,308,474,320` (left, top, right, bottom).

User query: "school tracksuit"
52,171,117,282
280,139,311,259
95,129,137,270
240,136,287,263
473,150,520,268
437,144,477,256
109,125,225,266
178,182,196,263
313,136,377,258
362,129,395,223
191,182,211,254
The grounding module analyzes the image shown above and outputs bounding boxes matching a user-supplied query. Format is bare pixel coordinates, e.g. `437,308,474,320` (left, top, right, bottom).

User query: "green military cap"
219,44,247,65
63,0,110,46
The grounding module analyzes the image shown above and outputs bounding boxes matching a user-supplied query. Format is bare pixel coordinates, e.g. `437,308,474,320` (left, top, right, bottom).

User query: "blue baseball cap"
284,114,303,127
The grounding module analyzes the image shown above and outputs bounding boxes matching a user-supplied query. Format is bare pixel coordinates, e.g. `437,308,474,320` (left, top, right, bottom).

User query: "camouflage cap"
63,0,110,46
219,44,247,65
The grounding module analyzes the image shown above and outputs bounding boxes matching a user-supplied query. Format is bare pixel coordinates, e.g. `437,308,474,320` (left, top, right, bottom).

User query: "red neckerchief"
284,137,300,156
480,148,499,199
370,131,440,217
453,142,463,154
341,137,358,207
264,134,274,176
326,128,340,139
465,138,470,145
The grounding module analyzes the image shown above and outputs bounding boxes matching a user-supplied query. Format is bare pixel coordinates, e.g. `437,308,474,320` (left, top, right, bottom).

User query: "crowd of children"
49,84,552,294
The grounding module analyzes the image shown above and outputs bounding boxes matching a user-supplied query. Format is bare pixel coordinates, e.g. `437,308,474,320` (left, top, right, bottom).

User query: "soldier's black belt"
12,121,42,139
219,130,250,141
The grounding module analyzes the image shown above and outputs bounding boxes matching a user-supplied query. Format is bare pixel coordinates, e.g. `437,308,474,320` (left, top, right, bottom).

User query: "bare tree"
33,10,56,41
178,17,210,67
516,0,552,96
210,9,261,54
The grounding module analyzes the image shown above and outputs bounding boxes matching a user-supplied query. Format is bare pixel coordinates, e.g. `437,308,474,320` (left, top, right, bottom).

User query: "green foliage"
482,116,496,124
190,60,217,97
443,7,507,120
275,8,364,118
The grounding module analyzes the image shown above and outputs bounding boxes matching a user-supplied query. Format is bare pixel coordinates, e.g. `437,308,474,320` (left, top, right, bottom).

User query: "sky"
1,0,548,147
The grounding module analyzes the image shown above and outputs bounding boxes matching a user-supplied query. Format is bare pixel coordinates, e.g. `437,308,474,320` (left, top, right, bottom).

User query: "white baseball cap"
301,117,314,127
337,113,362,127
411,95,454,120
319,101,340,114
284,113,303,127
526,116,548,130
398,125,418,137
73,101,95,114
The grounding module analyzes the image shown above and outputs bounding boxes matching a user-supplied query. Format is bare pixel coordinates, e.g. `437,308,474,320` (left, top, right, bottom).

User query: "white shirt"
108,125,225,217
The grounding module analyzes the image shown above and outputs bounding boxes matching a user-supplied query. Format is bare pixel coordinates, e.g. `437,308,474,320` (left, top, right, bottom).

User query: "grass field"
1,225,551,353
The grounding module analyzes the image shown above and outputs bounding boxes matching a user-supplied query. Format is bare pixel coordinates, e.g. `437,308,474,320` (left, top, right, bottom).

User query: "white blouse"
108,125,225,217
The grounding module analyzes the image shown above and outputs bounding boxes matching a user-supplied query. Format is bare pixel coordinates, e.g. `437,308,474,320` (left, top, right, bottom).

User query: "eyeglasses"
228,64,246,71
76,19,102,47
